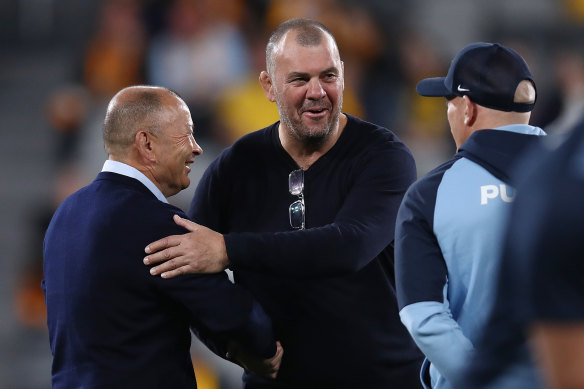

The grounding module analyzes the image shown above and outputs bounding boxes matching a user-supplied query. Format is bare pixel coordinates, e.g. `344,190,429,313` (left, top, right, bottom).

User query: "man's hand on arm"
226,341,284,379
144,215,229,277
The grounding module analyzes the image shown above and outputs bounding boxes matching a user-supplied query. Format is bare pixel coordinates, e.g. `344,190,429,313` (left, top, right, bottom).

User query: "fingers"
143,219,228,276
265,341,284,379
147,255,188,278
158,267,188,279
225,341,283,379
173,214,199,232
143,245,176,266
144,234,182,255
273,342,284,374
274,341,283,362
144,215,197,255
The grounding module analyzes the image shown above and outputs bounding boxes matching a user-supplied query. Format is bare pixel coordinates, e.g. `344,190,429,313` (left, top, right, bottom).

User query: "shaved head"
266,18,338,77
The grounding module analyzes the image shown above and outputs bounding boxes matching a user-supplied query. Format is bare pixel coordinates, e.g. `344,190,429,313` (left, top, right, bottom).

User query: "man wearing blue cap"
394,42,546,389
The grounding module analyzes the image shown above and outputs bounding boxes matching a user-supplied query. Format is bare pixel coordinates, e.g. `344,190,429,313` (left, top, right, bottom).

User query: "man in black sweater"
143,18,423,388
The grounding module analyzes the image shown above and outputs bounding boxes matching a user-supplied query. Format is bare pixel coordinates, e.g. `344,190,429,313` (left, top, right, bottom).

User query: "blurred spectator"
13,86,90,330
44,85,91,164
83,0,146,100
561,0,584,21
544,35,584,139
146,0,251,139
396,32,448,138
15,163,87,330
212,26,280,145
394,31,454,175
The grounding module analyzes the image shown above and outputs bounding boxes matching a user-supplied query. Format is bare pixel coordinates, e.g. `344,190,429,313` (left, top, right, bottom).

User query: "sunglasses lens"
289,169,304,195
289,199,305,229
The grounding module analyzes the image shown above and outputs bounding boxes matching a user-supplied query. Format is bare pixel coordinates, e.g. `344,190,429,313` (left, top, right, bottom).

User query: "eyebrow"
286,71,309,81
321,66,339,75
286,67,340,81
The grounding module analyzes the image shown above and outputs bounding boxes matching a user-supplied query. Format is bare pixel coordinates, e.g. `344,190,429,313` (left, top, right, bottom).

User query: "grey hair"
265,18,339,76
102,86,181,155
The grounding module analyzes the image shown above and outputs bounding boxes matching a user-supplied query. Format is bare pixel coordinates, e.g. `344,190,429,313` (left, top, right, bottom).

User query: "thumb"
173,214,197,232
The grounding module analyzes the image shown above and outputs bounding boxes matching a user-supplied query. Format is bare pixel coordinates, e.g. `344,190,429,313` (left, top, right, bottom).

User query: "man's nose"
306,78,326,99
190,135,203,155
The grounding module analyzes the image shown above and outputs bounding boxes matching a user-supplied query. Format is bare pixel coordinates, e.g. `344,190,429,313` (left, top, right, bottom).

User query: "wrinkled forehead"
273,29,341,71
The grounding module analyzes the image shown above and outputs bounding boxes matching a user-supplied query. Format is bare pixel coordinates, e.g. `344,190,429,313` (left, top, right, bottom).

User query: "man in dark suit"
42,85,283,389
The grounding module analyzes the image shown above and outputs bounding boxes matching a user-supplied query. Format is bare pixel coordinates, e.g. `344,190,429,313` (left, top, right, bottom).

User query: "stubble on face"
275,89,343,149
272,31,344,150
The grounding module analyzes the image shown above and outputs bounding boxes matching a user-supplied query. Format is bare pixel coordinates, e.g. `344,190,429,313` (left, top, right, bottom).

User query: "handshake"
227,341,284,379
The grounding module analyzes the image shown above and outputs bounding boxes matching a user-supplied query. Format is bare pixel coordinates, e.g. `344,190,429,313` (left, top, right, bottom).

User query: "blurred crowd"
6,0,584,388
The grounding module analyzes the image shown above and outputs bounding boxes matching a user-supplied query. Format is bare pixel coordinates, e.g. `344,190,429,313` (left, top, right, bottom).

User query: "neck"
474,106,531,130
279,113,347,170
457,107,531,149
108,155,166,196
109,155,145,175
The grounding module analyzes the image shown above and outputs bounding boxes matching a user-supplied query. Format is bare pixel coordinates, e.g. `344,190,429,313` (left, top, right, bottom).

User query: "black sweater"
189,114,423,388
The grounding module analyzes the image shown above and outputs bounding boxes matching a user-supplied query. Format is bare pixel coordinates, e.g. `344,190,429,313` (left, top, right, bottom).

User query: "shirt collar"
493,124,547,136
101,160,168,203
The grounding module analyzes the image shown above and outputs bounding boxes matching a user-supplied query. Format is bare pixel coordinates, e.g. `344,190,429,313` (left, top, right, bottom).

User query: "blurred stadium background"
1,0,583,387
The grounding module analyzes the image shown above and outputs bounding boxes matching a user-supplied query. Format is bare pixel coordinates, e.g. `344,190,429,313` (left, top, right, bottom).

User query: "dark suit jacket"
43,172,276,388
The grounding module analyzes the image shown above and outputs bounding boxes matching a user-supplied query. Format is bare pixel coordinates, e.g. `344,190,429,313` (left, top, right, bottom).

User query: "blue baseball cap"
416,42,536,112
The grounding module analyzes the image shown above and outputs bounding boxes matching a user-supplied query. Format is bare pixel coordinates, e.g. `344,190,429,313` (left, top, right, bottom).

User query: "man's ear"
463,95,477,126
259,71,276,102
135,130,156,162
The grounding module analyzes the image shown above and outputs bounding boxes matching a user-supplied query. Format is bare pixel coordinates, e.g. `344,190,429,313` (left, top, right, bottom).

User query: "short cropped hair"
266,18,338,76
103,86,179,155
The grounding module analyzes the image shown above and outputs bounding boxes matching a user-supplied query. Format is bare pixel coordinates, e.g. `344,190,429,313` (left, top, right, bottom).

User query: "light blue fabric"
400,299,474,389
400,158,512,389
434,157,511,340
398,125,545,389
492,124,546,136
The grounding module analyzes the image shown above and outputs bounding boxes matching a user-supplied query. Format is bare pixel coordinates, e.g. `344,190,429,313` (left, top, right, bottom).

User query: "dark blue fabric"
457,124,584,388
396,127,545,389
457,129,543,184
417,43,535,112
188,114,423,388
396,129,539,310
43,172,276,389
395,158,458,309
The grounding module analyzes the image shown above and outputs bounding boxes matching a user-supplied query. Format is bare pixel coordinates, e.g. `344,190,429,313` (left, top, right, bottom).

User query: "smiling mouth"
303,107,328,117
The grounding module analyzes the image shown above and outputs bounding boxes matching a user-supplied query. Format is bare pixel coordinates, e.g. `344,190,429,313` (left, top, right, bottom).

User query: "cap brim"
416,77,451,97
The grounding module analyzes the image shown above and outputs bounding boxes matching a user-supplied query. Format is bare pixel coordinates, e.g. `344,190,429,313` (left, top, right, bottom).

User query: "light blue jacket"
395,125,545,389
